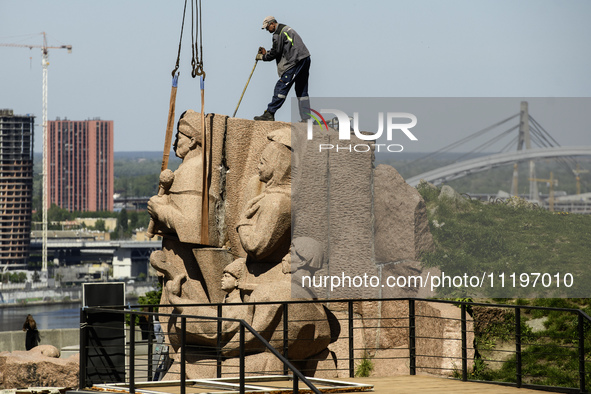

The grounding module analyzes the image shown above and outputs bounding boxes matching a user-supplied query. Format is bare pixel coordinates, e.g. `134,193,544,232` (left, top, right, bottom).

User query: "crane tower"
0,32,72,275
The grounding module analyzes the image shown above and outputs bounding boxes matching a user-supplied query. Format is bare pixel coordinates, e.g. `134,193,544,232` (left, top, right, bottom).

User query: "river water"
0,302,80,332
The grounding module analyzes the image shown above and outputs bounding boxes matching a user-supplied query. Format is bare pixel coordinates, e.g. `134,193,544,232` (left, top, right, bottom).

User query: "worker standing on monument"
254,16,311,122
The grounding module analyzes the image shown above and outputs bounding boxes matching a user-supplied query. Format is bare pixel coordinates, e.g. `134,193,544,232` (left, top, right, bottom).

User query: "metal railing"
79,297,591,393
79,306,322,394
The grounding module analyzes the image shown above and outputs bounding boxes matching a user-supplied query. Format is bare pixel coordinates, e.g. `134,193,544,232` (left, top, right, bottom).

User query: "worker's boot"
254,110,275,121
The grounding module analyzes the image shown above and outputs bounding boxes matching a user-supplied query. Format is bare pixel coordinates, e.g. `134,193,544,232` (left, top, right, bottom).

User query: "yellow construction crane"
0,32,72,276
529,172,558,212
572,164,589,196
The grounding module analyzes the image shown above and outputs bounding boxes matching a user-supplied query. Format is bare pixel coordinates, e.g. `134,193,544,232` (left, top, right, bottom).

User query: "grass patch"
418,187,591,298
417,185,591,389
355,353,374,377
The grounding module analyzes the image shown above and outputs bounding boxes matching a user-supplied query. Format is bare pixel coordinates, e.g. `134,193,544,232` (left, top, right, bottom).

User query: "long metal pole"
42,48,48,276
199,76,209,245
515,307,522,388
232,60,258,118
579,313,585,392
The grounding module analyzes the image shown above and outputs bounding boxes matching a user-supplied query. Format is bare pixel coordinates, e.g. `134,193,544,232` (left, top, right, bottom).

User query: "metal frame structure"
77,297,591,394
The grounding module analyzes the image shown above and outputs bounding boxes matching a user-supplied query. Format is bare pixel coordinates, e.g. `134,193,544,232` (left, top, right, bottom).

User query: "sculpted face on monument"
257,141,290,186
220,272,238,293
173,130,194,159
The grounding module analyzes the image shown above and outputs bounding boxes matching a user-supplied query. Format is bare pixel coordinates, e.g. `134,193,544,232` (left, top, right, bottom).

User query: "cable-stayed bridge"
404,102,591,202
406,146,591,187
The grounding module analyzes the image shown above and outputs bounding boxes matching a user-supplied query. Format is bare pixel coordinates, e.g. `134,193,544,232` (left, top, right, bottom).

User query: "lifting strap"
199,76,209,245
189,0,208,244
160,0,188,172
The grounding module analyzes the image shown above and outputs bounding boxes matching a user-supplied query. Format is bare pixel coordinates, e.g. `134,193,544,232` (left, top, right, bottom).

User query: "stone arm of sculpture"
148,195,178,235
236,193,291,261
148,194,198,238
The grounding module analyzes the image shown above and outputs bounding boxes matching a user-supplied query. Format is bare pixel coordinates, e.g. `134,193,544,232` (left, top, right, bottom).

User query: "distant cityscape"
1,109,158,305
1,106,590,305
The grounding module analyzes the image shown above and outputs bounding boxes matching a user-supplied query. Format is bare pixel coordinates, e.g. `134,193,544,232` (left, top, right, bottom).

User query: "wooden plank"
348,376,547,393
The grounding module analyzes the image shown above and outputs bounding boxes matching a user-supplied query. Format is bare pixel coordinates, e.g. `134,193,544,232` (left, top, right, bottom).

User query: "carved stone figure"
236,129,292,265
151,122,333,368
227,129,332,359
153,257,249,347
149,110,215,309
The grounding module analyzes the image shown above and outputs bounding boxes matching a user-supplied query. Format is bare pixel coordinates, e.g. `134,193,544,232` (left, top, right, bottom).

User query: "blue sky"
1,0,590,152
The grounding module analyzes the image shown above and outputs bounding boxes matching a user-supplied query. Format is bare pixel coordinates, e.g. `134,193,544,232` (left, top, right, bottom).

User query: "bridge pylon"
510,101,539,200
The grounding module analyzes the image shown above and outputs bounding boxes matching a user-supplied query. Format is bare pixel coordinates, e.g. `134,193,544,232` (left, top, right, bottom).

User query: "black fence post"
129,312,135,394
293,374,299,393
79,308,88,389
283,302,289,375
409,299,416,376
240,324,245,394
181,317,186,394
579,313,586,393
348,301,354,378
147,306,153,381
461,303,467,382
515,307,522,388
217,304,223,379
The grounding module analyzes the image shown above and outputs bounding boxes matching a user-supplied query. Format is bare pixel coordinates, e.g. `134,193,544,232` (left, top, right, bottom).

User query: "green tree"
118,209,129,232
94,219,106,232
9,272,27,283
128,211,139,231
48,204,74,222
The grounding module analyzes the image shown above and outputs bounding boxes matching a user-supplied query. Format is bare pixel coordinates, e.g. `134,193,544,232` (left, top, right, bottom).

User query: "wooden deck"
350,375,549,393
92,375,556,394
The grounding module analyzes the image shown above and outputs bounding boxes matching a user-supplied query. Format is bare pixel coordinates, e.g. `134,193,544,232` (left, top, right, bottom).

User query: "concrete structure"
0,328,79,354
27,234,160,277
406,146,591,187
0,109,35,268
75,217,117,231
47,118,114,212
112,244,156,279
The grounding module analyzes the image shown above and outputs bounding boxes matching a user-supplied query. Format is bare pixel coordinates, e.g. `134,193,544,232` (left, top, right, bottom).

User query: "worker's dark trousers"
267,56,311,120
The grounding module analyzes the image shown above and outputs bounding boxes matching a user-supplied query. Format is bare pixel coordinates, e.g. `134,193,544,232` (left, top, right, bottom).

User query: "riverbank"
0,282,156,306
0,299,81,309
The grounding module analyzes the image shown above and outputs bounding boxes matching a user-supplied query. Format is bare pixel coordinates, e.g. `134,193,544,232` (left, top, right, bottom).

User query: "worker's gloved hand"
258,47,267,55
256,54,263,61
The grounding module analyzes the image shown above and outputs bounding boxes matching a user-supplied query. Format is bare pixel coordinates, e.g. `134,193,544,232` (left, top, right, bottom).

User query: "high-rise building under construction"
0,109,35,268
48,118,114,212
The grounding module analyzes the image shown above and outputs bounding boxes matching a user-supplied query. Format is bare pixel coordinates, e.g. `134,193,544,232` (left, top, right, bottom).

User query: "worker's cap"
262,16,276,29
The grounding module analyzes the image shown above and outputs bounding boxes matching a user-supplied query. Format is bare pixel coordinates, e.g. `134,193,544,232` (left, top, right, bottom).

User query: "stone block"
379,260,441,299
374,164,434,263
0,350,78,388
415,301,475,375
371,347,409,377
325,310,367,378
292,124,377,299
224,117,291,256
